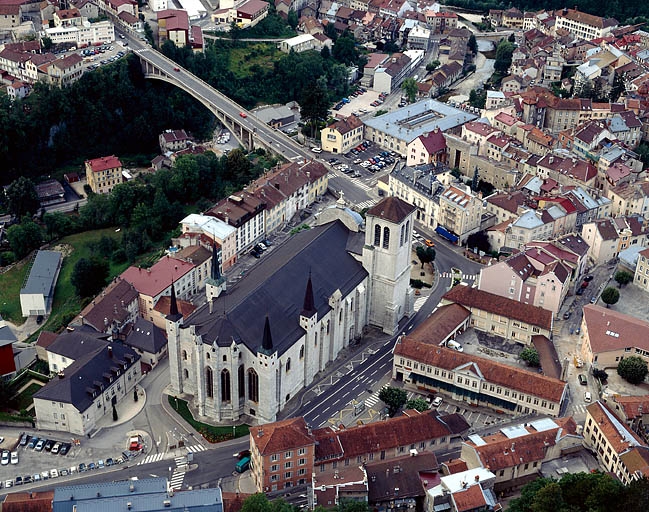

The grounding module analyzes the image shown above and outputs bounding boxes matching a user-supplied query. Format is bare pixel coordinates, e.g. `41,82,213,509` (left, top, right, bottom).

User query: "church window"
223,355,227,362
339,309,343,323
221,369,231,402
206,367,214,399
400,225,405,246
286,358,291,372
183,369,189,379
238,365,245,398
314,333,318,346
383,227,390,249
248,368,259,402
326,320,330,334
299,346,305,359
406,220,410,239
182,350,187,361
374,224,381,246
206,353,210,360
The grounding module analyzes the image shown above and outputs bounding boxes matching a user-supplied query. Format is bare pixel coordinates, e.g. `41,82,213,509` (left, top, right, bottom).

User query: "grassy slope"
0,260,31,324
229,44,281,79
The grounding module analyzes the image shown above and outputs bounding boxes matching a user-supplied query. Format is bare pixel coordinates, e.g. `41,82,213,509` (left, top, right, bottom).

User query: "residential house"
34,334,141,435
0,316,17,378
426,467,500,512
436,185,483,244
373,52,412,93
279,33,317,53
250,416,315,492
123,317,167,371
177,213,237,270
441,285,554,344
406,128,447,167
460,417,581,493
35,179,65,206
85,155,123,195
150,294,196,331
478,248,572,315
312,466,368,508
20,250,63,318
234,0,269,28
47,53,83,86
634,247,649,292
583,401,649,484
580,304,649,370
1,491,54,512
485,190,528,224
75,278,139,335
0,3,20,29
121,258,197,320
554,8,618,41
321,115,364,154
206,192,266,254
607,181,649,218
581,217,646,266
159,129,192,152
460,121,501,157
603,394,649,435
426,11,457,34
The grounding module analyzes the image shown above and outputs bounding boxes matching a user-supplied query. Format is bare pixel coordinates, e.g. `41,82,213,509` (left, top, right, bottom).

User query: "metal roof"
20,250,62,297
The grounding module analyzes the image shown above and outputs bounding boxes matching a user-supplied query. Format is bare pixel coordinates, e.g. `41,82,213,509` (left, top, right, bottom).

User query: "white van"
447,340,464,352
584,391,592,403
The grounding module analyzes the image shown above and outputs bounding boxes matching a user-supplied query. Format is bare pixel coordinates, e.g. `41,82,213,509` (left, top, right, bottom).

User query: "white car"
311,147,322,153
50,469,59,478
432,396,443,408
10,451,18,464
1,451,9,465
4,480,12,488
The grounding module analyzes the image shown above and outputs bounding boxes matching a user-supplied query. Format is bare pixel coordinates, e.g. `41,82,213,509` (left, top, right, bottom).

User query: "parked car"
584,391,592,402
578,374,587,385
78,463,87,472
10,451,18,464
432,396,443,407
50,469,59,478
98,459,105,469
563,311,571,319
581,281,589,288
576,288,584,295
583,275,594,282
59,443,71,456
51,442,61,454
28,437,39,449
23,475,32,484
19,434,29,446
106,458,114,467
1,451,9,465
88,462,96,470
32,473,41,482
4,480,12,489
311,147,322,153
44,440,54,452
590,296,598,304
250,249,260,259
14,476,22,486
59,468,69,476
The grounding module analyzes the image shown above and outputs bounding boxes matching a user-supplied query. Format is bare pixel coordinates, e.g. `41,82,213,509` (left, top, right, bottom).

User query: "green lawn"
0,260,31,324
13,382,44,414
229,44,282,79
168,395,249,443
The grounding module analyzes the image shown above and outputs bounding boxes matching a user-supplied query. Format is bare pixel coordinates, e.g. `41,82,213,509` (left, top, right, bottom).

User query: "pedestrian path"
356,199,378,210
136,452,165,465
413,296,428,312
350,179,373,192
572,404,587,415
169,469,185,490
185,444,206,453
365,384,388,409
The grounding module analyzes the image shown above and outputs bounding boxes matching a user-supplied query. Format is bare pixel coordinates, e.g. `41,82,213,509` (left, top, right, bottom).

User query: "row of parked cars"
370,92,388,107
24,433,71,456
250,239,272,259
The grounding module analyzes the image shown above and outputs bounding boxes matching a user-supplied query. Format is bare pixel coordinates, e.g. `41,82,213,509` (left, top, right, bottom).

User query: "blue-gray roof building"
53,477,223,512
20,250,62,317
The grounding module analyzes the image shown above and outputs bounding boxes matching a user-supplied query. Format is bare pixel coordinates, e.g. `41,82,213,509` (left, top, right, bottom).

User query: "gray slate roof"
20,250,62,297
125,318,167,354
0,316,17,347
47,330,109,360
34,337,140,413
184,220,369,356
54,478,222,512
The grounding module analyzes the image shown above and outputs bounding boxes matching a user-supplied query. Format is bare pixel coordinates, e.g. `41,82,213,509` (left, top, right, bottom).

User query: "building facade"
85,155,123,194
321,116,364,154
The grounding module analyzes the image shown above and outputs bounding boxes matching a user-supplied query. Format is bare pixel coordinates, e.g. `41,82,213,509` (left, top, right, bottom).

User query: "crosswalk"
169,456,187,491
137,453,165,465
365,384,388,409
439,272,479,281
356,199,378,210
185,444,206,453
572,404,587,415
413,296,427,312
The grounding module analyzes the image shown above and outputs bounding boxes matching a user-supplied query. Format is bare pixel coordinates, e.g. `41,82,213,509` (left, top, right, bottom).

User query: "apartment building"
580,305,649,370
321,116,364,154
206,192,266,254
85,155,123,194
178,213,237,270
436,185,482,244
583,401,649,484
406,128,447,167
634,248,649,292
554,8,618,41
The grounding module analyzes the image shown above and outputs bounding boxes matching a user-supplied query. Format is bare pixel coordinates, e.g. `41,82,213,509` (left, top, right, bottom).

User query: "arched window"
286,358,291,372
315,332,318,346
182,350,187,361
247,369,259,402
205,367,214,399
406,220,410,240
374,224,381,246
339,309,343,323
400,225,405,246
299,345,305,359
221,369,231,402
183,369,189,379
383,227,390,249
238,365,245,398
223,355,227,362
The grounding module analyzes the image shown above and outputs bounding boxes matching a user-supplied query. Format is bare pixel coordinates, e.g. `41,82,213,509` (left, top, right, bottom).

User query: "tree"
143,22,154,46
378,386,407,417
405,397,430,412
520,347,540,367
468,34,477,54
6,219,43,259
614,270,633,288
601,286,620,308
71,257,109,298
230,21,242,45
401,77,418,103
5,176,40,218
494,39,515,75
337,500,370,512
416,246,435,269
426,60,440,72
41,36,52,51
617,356,649,385
332,31,361,66
466,231,491,254
468,89,486,109
241,493,272,512
471,166,479,191
300,77,330,139
287,9,298,30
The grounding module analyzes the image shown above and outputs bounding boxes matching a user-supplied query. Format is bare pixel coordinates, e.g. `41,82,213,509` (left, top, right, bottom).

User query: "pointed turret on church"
167,196,415,424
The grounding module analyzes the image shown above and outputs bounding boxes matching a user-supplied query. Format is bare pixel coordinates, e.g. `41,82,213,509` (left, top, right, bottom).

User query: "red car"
173,67,180,72
239,112,247,118
581,281,589,288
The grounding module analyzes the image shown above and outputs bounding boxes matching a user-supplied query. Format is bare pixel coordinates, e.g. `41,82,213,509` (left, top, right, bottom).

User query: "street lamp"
232,424,236,439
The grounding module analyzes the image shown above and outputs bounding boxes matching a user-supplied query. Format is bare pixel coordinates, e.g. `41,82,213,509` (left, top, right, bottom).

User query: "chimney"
127,503,132,510
258,428,264,437
475,474,480,482
108,346,113,358
129,483,135,492
58,371,65,379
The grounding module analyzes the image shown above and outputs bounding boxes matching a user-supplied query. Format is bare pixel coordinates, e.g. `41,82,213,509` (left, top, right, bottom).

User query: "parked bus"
235,456,250,473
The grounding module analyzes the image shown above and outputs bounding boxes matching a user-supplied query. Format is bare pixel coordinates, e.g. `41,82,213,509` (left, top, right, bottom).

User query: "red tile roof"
252,417,314,455
452,484,487,512
395,340,566,403
36,331,58,350
2,491,55,512
121,257,195,298
583,304,649,355
153,295,196,318
613,395,649,420
327,115,362,135
586,401,644,454
417,129,446,154
367,196,415,224
443,286,552,331
86,155,122,172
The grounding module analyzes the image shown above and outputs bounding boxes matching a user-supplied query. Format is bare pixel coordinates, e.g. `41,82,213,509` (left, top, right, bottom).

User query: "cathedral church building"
167,197,415,424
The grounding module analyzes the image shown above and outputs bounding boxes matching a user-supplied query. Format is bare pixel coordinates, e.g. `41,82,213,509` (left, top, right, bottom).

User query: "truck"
235,456,250,473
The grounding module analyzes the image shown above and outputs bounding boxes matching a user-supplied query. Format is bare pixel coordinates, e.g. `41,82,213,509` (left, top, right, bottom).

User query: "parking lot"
0,430,142,492
333,89,386,119
79,42,130,71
